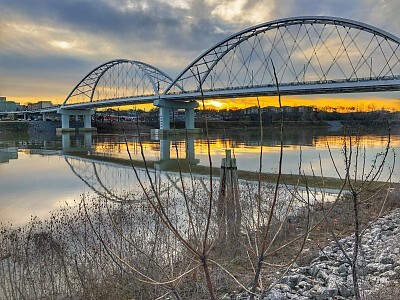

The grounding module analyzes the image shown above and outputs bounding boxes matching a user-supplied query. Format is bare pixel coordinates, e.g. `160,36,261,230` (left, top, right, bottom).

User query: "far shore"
2,118,398,135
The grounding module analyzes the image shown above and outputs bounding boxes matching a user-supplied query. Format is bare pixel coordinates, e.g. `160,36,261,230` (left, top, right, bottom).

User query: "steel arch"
62,59,178,106
164,16,400,95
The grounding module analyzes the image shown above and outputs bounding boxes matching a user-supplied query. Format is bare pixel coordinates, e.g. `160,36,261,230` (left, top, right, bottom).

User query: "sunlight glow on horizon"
6,95,400,112
199,96,400,112
92,134,399,163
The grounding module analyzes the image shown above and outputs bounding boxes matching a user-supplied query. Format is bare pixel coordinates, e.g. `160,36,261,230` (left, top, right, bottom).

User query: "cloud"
271,0,400,36
206,0,275,24
0,0,399,104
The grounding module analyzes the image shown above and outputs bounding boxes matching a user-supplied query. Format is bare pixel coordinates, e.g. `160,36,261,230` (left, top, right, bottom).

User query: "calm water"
0,126,398,225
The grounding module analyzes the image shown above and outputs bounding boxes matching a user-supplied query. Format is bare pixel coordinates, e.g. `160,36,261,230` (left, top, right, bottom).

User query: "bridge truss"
62,59,180,108
166,16,400,97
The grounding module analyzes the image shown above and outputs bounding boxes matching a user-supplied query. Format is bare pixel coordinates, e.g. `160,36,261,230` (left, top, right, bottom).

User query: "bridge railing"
167,75,400,95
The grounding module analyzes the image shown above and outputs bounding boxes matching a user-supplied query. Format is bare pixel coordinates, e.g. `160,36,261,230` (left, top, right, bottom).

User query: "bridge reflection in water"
61,132,94,153
0,146,18,163
58,132,203,203
156,137,199,171
59,132,342,205
60,132,200,172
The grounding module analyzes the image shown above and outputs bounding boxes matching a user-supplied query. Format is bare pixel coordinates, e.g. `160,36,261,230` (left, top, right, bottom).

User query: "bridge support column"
83,113,93,130
186,137,195,160
185,108,195,130
42,113,47,121
160,138,170,160
151,99,202,137
56,108,97,134
159,107,170,130
61,114,71,131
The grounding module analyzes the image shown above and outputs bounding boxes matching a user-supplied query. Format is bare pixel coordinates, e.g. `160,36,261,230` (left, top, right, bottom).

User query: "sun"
204,100,226,110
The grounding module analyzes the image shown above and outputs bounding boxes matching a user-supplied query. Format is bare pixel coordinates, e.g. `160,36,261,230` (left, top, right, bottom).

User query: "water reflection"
61,132,93,153
0,146,18,163
64,155,153,203
2,128,398,179
0,127,398,225
154,137,199,170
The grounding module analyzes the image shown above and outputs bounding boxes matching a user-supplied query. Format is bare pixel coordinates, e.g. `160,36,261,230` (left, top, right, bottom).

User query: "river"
0,124,398,225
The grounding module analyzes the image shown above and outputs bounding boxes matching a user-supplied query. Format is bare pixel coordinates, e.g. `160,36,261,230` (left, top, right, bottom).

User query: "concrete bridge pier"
56,108,97,133
159,106,171,130
82,113,93,131
185,108,195,130
160,138,170,160
151,99,202,137
186,137,195,160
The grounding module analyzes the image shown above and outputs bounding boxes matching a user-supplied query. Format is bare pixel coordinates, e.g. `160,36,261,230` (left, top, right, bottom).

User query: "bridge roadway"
2,76,398,118
59,76,400,110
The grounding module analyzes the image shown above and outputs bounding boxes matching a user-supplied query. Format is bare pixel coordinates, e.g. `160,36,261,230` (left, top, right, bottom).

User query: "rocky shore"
255,208,400,299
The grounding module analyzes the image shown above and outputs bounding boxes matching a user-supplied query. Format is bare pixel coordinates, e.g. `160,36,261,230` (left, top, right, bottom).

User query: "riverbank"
225,184,400,299
0,120,29,132
0,120,66,135
1,119,397,136
258,207,400,299
0,171,398,299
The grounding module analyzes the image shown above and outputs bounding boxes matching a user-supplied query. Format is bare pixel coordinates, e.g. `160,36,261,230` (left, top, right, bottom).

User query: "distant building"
27,101,52,110
242,105,313,115
16,103,27,111
265,106,278,113
243,106,259,115
0,97,17,112
0,97,6,111
282,106,293,113
298,106,313,113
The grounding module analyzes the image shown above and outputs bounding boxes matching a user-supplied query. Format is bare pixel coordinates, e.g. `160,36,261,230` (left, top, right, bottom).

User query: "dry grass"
363,281,400,300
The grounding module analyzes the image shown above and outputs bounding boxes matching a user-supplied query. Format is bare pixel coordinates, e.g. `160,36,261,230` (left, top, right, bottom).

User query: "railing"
169,75,400,95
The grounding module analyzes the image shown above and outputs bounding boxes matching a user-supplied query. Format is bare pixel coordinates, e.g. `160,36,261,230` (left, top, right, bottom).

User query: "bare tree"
320,125,394,299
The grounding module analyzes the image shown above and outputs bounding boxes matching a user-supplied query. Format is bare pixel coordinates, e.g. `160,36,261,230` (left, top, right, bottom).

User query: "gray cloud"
271,0,400,36
1,0,231,53
0,0,399,102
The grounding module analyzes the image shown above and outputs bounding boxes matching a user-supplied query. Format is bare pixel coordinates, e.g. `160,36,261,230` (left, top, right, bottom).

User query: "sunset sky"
0,0,399,111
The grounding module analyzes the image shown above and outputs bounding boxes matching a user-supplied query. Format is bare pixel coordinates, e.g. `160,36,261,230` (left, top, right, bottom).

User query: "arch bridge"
56,16,400,133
